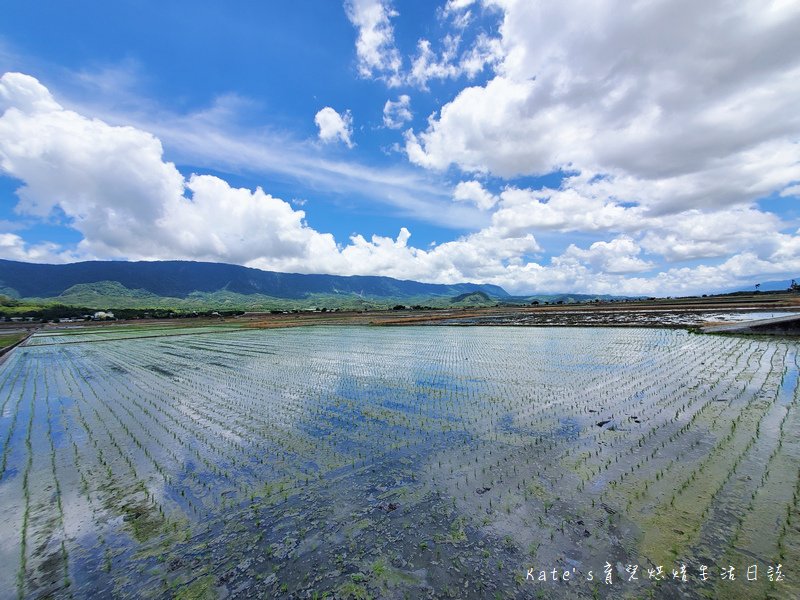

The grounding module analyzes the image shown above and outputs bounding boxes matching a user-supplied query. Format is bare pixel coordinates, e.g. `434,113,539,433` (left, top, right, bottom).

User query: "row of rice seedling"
16,362,72,597
24,324,244,347
706,348,800,599
595,341,777,506
26,345,183,596
0,352,37,594
419,329,798,597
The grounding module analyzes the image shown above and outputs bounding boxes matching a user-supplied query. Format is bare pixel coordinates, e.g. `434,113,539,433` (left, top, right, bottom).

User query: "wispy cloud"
344,0,403,86
50,69,485,230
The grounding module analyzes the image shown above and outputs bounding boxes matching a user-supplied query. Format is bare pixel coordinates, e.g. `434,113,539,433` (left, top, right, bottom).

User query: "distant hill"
0,259,509,309
508,293,640,304
731,278,799,293
450,291,492,304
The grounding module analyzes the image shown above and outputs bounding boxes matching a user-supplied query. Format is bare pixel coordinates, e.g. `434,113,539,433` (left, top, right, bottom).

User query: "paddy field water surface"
0,326,797,599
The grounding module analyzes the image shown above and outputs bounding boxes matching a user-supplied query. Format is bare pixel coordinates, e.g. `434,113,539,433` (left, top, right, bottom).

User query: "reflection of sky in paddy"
1,325,797,599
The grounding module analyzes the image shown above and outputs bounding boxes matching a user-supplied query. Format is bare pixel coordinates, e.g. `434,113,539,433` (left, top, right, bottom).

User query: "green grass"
0,332,26,350
174,574,216,600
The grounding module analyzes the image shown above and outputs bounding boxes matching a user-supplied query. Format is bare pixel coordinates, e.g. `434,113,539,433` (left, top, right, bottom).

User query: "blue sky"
1,0,799,295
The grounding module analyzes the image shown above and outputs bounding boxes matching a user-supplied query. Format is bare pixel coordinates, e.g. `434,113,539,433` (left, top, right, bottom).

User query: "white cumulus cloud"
405,0,800,216
314,106,354,148
344,0,501,89
453,180,497,210
781,184,800,197
344,0,403,86
382,94,412,129
0,233,71,263
558,237,652,275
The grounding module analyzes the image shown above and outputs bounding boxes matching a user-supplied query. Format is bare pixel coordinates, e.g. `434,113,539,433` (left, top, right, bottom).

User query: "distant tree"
0,295,20,307
755,283,761,292
790,279,800,292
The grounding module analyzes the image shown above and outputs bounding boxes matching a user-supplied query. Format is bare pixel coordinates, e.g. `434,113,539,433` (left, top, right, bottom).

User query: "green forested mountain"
0,259,509,310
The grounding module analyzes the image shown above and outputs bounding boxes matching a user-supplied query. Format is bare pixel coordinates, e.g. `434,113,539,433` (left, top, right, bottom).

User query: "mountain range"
0,259,510,310
733,278,799,292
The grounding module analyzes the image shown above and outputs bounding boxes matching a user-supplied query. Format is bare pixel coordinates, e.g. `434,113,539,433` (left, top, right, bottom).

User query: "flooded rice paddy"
435,309,799,328
1,326,798,599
